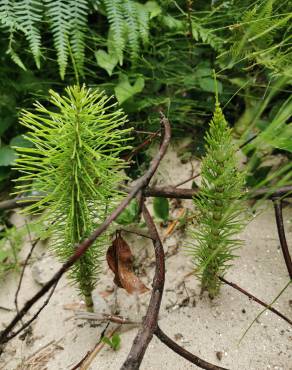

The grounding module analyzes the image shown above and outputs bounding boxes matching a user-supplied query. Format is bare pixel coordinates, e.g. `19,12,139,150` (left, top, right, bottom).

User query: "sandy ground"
0,145,291,370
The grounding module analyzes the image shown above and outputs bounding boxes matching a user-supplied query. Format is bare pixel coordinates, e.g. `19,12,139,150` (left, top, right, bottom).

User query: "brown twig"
1,185,292,212
272,198,292,279
0,112,171,347
124,130,160,161
119,228,153,240
219,276,292,326
174,173,200,188
71,325,121,370
121,203,165,369
74,311,141,325
122,203,223,370
4,281,58,343
14,236,40,315
143,184,292,199
155,325,229,370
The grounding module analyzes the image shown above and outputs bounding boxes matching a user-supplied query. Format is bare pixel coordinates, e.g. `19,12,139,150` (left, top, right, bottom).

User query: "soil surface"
0,145,291,370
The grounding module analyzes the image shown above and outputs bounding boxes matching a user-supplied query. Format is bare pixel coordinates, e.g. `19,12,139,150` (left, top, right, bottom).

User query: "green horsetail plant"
13,85,132,310
190,98,247,298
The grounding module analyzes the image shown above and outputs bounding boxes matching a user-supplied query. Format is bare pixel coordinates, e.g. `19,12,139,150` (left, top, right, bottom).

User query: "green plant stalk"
71,116,93,309
239,279,291,343
190,99,247,298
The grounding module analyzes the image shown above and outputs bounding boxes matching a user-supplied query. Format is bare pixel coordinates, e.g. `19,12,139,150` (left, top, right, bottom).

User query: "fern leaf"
7,45,27,70
0,0,19,30
0,0,26,71
135,3,149,46
45,0,70,79
103,0,125,62
68,0,89,75
15,0,43,68
123,0,139,61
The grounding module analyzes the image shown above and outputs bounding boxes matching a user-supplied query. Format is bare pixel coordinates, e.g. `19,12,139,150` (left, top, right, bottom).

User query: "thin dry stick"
174,173,200,188
143,184,292,200
0,112,171,347
5,281,58,343
74,311,141,325
80,325,122,370
70,325,121,370
219,276,292,326
2,185,292,212
124,130,160,161
121,203,165,370
14,236,40,315
155,326,229,370
272,198,292,279
119,228,153,240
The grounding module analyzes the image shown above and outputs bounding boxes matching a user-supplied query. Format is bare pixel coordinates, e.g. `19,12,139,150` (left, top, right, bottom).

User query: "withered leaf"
106,234,149,295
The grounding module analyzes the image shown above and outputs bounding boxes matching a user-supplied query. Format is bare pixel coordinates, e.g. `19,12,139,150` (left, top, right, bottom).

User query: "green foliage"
13,85,132,308
0,147,17,166
0,226,23,279
114,74,145,104
253,97,292,153
220,0,292,75
45,0,90,78
103,0,150,63
116,199,139,225
102,333,121,351
153,197,169,222
189,100,247,298
0,0,291,198
0,0,151,78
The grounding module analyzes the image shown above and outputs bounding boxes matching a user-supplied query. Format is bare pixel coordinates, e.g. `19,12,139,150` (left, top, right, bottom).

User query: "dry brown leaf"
162,208,185,241
106,234,149,295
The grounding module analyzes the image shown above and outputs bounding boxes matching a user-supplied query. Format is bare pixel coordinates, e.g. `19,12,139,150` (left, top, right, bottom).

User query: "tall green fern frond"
123,0,139,60
0,0,19,30
13,85,132,309
0,0,27,70
136,3,149,46
45,0,70,79
0,0,150,76
69,0,89,75
15,0,43,68
103,0,125,61
103,0,150,63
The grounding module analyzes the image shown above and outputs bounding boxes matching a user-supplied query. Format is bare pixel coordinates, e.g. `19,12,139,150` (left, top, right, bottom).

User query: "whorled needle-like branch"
0,112,171,347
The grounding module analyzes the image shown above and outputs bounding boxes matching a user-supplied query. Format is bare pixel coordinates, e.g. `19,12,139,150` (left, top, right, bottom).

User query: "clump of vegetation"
190,97,247,298
13,85,132,309
0,226,23,279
